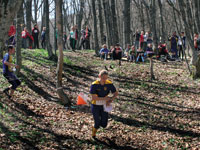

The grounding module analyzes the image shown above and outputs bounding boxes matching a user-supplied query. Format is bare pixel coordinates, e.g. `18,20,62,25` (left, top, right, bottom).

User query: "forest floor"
0,49,200,150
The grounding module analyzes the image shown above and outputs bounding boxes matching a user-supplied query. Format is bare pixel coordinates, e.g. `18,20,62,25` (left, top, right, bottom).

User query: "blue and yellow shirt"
90,80,116,104
2,53,13,74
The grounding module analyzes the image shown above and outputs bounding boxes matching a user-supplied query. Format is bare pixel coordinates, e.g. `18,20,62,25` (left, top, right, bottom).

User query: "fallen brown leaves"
0,49,200,149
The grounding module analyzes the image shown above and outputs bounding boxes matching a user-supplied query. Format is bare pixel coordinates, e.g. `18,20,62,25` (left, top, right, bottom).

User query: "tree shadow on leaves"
110,114,200,138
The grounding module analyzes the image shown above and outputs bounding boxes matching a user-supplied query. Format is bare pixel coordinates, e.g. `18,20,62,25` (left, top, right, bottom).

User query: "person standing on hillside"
41,27,46,49
68,26,76,51
32,24,40,49
85,26,91,49
79,28,86,50
8,22,16,45
133,30,140,49
2,45,21,99
90,70,118,138
168,31,178,59
178,32,186,60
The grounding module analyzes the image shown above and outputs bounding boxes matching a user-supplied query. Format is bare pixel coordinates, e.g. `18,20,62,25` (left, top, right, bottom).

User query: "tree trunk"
55,0,71,106
193,56,200,79
97,0,104,45
194,0,200,33
76,0,84,49
111,0,119,45
16,2,23,75
140,2,145,32
177,0,200,78
54,1,57,54
91,0,99,55
150,0,158,49
102,0,112,47
123,0,131,45
26,0,32,33
44,0,55,60
0,0,24,58
33,0,38,23
158,0,165,43
150,58,155,80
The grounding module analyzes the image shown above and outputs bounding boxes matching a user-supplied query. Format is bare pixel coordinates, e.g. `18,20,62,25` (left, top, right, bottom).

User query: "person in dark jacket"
168,31,178,59
32,24,40,49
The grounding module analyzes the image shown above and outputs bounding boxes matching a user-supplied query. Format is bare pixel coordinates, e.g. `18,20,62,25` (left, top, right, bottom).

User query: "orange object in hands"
77,92,88,105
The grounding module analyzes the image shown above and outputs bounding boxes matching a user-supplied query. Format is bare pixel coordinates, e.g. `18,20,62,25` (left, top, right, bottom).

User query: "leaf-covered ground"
0,49,200,150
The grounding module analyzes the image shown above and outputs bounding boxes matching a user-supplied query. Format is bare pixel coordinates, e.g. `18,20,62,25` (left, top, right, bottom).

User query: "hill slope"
0,49,200,150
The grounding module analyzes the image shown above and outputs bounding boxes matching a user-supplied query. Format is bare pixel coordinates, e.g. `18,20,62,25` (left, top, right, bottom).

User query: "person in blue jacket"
2,45,21,99
90,70,118,138
99,44,110,60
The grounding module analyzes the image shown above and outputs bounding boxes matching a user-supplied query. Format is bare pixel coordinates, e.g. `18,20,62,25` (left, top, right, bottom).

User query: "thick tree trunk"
111,0,119,45
16,2,23,75
194,0,200,33
0,0,24,58
194,56,200,79
26,0,32,33
103,0,112,47
97,0,104,45
76,0,84,49
123,0,131,45
91,0,99,55
45,0,55,60
140,2,145,32
56,0,71,106
158,0,165,43
150,0,158,49
33,0,38,23
177,0,200,78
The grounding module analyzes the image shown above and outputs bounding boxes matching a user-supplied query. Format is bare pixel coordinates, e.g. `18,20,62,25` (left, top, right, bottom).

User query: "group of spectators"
99,42,155,66
8,22,200,61
64,25,91,51
98,30,190,64
7,23,93,51
8,23,46,49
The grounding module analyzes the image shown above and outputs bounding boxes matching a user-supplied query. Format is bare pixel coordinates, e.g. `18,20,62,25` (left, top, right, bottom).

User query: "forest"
0,0,200,149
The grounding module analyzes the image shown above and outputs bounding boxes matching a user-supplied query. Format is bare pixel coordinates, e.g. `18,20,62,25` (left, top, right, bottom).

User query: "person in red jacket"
22,27,33,49
8,22,16,45
139,31,144,50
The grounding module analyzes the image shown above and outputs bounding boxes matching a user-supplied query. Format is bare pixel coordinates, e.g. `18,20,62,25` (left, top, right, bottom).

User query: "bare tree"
123,0,131,45
16,2,24,75
110,0,119,45
55,0,71,105
102,0,112,47
91,0,99,54
97,0,104,45
44,0,55,60
25,0,32,33
158,0,166,42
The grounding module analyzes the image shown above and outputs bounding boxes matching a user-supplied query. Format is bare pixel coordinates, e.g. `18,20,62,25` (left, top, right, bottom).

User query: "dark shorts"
3,72,21,90
113,51,122,60
91,104,108,129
